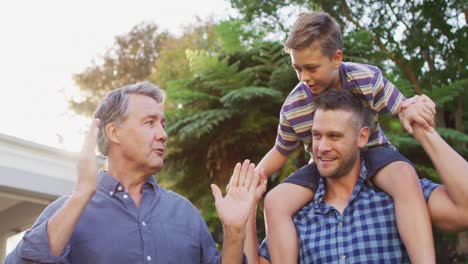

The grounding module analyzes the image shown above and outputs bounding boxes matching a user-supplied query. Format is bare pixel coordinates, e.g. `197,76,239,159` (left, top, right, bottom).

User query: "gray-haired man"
6,82,264,264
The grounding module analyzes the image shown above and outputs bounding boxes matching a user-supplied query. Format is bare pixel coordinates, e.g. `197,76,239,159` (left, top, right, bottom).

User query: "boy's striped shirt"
276,62,406,155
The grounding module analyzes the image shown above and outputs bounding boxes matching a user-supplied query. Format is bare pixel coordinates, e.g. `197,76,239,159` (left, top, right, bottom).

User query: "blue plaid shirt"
259,168,440,263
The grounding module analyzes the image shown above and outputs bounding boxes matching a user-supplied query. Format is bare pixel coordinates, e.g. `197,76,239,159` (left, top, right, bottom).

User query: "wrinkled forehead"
125,94,164,118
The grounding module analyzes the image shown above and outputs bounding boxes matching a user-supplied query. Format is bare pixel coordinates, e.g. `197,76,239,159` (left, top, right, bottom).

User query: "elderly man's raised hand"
75,118,100,197
211,160,267,231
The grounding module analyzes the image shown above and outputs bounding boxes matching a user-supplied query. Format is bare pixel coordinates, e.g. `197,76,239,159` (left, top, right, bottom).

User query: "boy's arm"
256,147,289,178
413,125,468,231
369,67,435,130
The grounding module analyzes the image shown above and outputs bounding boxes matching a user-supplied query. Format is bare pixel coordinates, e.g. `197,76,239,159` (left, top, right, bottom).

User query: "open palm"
211,160,266,229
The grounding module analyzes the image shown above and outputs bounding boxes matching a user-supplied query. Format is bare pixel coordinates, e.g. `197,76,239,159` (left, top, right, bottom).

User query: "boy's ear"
333,50,343,69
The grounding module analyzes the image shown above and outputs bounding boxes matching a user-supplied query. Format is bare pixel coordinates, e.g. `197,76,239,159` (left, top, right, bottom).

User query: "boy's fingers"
249,169,260,194
403,118,413,134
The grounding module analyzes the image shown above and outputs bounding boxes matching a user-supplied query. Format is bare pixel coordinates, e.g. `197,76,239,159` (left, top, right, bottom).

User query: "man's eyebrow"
293,63,318,68
145,114,164,120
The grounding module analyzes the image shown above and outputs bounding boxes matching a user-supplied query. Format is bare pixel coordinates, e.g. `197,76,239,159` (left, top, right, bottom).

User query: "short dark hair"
313,88,376,132
94,82,165,156
284,11,342,58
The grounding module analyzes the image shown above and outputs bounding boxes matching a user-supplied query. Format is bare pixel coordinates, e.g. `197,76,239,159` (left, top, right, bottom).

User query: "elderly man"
244,88,468,263
5,82,264,264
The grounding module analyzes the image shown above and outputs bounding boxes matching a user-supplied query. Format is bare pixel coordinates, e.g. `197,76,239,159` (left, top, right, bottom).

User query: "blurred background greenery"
69,0,467,262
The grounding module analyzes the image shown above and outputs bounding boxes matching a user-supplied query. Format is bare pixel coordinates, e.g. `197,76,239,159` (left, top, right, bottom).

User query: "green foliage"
426,79,468,107
71,23,168,116
221,86,283,107
149,20,222,89
216,19,268,53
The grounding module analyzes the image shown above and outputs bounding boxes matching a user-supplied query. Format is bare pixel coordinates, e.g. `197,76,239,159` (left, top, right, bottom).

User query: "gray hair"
94,82,165,156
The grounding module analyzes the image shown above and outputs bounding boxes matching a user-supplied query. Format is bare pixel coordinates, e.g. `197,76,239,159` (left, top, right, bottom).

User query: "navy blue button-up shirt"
259,169,440,263
6,171,222,264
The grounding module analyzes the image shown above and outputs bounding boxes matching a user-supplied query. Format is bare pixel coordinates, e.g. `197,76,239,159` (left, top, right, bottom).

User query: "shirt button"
117,186,123,191
109,191,114,196
147,256,152,261
142,221,146,226
338,221,343,227
341,254,346,260
123,194,128,199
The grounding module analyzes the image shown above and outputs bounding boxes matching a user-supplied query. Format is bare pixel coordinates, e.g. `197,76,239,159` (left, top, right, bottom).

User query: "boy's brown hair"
284,11,342,58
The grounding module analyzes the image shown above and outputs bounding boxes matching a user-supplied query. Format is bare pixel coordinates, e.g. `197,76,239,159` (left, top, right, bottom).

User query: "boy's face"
290,42,342,95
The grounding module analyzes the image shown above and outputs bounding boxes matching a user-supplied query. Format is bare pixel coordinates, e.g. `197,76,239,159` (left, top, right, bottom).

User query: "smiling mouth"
318,157,336,162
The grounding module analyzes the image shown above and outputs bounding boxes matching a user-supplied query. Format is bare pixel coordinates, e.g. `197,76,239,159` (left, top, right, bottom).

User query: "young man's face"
115,94,167,173
311,109,366,179
290,42,342,95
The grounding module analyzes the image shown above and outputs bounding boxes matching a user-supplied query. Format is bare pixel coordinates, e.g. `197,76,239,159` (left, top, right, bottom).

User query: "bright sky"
0,0,234,152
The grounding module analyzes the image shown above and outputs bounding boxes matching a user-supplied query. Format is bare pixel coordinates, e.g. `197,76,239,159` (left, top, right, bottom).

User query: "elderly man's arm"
412,125,468,231
211,160,267,264
4,119,101,263
46,119,101,256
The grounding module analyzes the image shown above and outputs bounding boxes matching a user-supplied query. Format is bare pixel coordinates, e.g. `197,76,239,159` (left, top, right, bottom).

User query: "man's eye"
146,121,154,125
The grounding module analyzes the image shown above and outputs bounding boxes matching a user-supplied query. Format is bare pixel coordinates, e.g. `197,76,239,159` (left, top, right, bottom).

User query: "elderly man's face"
116,94,167,173
311,109,363,179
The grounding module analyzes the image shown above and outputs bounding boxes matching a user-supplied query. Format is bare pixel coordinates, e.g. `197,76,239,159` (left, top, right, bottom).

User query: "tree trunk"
436,106,446,128
456,231,468,257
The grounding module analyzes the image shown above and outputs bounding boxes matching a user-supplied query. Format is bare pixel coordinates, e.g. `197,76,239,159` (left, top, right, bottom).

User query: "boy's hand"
399,101,435,134
399,94,436,113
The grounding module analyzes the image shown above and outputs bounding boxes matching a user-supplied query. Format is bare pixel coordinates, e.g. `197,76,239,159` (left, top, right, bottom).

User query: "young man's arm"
413,125,468,231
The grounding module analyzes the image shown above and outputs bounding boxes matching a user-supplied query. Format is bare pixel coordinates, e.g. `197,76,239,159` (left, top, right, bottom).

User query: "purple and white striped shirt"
276,62,406,155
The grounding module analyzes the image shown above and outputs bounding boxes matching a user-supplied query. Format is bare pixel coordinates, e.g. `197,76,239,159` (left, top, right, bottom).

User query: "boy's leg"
366,146,435,264
264,163,319,264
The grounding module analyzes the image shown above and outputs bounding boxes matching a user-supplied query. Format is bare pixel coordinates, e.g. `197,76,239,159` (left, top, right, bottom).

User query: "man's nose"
300,71,310,83
155,124,167,142
317,138,331,152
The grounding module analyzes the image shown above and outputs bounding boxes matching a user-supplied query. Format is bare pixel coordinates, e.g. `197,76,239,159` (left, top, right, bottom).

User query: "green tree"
70,23,168,116
149,18,223,89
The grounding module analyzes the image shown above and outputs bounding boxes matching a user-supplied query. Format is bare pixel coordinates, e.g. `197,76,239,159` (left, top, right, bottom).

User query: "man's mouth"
153,148,165,155
318,156,336,164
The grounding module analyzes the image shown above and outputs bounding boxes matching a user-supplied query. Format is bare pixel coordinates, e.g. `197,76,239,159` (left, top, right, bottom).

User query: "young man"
247,89,468,263
256,11,437,263
5,82,264,264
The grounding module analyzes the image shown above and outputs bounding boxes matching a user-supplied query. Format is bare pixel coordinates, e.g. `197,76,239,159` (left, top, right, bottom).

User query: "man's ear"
358,126,370,148
332,49,343,69
106,122,120,145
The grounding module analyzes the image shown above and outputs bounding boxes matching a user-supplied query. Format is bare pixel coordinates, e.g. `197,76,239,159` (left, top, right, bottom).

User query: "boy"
257,11,436,264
